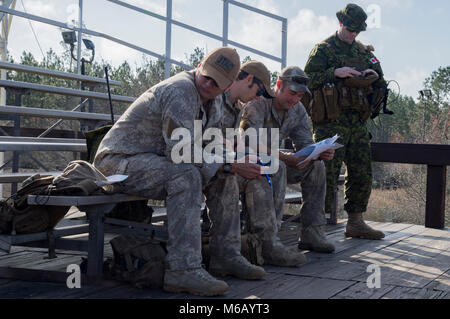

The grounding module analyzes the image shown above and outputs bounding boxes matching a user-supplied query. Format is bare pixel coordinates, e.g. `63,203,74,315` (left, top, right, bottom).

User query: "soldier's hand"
361,69,379,78
334,67,362,78
319,149,335,161
281,153,310,170
231,163,262,180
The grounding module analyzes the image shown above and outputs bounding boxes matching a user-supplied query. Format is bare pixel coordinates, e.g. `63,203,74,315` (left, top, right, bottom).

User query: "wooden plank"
381,287,448,299
425,269,450,292
0,141,86,152
0,171,61,183
331,282,396,299
352,227,450,288
267,224,427,280
226,273,354,299
371,143,450,166
27,194,145,206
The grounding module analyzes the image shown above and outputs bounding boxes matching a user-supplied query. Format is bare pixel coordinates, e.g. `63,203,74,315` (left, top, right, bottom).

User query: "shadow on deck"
0,218,449,300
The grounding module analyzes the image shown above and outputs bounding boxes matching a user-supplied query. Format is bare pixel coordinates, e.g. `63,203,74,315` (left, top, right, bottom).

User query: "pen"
258,160,272,187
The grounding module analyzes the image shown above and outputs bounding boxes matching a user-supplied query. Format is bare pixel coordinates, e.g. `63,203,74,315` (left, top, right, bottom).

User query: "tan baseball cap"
241,60,276,98
199,47,241,90
279,66,311,96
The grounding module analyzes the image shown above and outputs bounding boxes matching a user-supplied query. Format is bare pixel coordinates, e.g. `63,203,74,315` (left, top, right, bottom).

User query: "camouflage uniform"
304,32,387,215
205,91,285,254
94,70,229,271
240,97,327,228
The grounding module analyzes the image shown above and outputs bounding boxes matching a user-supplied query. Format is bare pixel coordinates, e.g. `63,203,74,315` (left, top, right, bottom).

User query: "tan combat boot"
163,268,229,296
209,255,266,280
298,225,335,253
345,212,385,240
262,240,307,267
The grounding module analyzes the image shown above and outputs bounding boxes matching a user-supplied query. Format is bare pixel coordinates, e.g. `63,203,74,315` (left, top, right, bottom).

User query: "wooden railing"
371,143,450,229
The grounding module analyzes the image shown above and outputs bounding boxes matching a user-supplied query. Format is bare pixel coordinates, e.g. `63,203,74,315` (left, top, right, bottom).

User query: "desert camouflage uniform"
204,91,285,258
304,32,387,214
240,97,327,228
94,70,231,271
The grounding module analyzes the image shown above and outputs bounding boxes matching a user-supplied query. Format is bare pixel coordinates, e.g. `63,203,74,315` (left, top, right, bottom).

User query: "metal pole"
164,0,172,79
76,0,83,75
0,0,16,198
281,18,287,69
222,0,229,46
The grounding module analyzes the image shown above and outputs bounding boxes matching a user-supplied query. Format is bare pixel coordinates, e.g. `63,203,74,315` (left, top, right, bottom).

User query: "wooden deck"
0,217,449,299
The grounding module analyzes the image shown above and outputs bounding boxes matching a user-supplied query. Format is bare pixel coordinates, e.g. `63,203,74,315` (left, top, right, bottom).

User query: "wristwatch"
223,163,233,173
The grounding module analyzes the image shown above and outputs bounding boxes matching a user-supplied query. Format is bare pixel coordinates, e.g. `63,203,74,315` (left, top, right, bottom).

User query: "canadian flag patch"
369,57,380,65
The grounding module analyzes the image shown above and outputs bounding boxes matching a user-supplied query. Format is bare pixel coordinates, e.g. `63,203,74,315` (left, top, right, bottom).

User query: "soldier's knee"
312,160,326,181
170,164,203,191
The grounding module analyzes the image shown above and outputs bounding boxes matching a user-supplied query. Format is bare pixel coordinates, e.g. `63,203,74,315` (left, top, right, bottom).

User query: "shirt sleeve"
161,84,222,185
305,44,337,90
289,104,314,152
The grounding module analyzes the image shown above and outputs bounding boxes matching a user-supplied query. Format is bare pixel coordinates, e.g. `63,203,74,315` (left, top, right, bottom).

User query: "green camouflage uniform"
304,32,387,214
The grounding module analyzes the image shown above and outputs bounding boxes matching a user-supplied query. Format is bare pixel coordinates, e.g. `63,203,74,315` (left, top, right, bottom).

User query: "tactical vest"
308,40,384,124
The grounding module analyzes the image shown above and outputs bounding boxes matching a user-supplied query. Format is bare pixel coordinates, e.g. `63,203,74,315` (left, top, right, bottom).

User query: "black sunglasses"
280,75,309,85
203,76,219,88
345,27,360,33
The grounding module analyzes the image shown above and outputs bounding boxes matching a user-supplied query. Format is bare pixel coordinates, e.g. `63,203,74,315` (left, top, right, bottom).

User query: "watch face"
224,163,232,173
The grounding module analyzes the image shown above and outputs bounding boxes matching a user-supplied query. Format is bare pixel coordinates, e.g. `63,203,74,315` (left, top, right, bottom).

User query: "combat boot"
163,268,229,296
209,255,266,280
262,240,307,267
345,212,385,240
298,225,335,253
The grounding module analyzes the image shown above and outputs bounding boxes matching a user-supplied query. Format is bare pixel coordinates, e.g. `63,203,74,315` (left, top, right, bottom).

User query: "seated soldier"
205,60,306,270
94,47,264,297
240,66,336,254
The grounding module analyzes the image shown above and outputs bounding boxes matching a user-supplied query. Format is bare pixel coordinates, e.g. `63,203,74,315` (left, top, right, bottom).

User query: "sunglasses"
255,80,266,97
203,76,219,88
345,27,360,33
280,76,309,85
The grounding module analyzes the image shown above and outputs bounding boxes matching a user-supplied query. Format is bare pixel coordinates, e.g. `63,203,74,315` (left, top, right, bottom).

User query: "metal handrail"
0,61,122,86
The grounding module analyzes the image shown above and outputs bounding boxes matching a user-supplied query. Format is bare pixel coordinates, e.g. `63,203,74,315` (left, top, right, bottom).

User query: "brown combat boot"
262,240,307,267
209,255,266,280
298,225,335,253
345,212,385,240
163,268,229,296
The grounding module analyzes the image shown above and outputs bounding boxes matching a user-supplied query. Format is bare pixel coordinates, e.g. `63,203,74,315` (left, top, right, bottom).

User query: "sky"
4,0,450,99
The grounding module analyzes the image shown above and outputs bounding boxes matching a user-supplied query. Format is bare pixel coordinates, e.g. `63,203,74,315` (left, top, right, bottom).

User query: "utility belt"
306,83,383,124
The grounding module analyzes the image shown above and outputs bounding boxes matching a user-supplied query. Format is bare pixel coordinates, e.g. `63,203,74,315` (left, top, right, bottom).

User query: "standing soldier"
304,3,388,239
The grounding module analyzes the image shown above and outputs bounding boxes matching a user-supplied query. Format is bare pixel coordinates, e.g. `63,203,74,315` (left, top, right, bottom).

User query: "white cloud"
288,9,337,55
97,38,141,67
392,68,428,99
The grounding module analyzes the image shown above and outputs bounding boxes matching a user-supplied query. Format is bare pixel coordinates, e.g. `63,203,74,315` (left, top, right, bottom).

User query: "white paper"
294,135,343,165
94,174,128,187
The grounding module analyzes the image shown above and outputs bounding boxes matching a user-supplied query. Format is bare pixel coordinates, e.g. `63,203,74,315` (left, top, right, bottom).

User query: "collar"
223,90,242,114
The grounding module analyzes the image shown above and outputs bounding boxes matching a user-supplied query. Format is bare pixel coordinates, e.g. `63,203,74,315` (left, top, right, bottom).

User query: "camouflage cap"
199,47,241,90
279,66,311,96
336,3,367,32
241,60,276,98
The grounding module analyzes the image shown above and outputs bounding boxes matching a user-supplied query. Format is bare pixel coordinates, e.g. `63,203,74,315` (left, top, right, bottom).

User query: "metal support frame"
0,1,287,79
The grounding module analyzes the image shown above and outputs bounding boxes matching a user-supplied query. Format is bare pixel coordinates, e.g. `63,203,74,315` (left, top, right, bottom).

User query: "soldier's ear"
276,80,282,89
